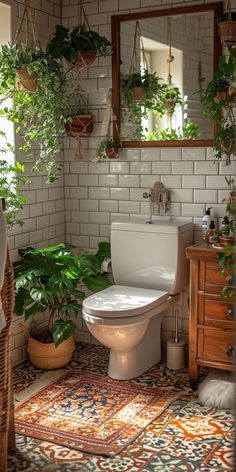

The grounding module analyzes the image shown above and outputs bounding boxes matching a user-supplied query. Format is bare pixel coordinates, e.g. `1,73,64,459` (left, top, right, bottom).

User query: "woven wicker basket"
0,249,15,471
218,20,236,44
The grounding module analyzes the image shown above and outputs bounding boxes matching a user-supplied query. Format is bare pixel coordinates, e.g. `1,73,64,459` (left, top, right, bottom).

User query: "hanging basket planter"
105,147,119,159
73,51,97,71
218,20,236,45
16,69,38,92
65,114,94,137
131,86,146,102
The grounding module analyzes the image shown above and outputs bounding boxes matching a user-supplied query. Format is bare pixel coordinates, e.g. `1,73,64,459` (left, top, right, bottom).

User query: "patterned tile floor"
9,343,235,471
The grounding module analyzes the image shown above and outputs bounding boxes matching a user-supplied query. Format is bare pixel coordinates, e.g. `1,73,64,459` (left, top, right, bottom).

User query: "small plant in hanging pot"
218,0,236,46
47,24,113,71
64,93,94,137
97,135,122,160
162,86,183,117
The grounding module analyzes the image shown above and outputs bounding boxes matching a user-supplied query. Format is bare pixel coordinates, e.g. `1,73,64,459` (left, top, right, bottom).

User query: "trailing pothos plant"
0,43,69,183
200,47,236,166
14,242,112,347
0,131,30,227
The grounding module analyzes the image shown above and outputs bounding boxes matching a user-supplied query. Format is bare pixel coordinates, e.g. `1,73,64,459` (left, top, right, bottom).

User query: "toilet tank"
111,220,193,295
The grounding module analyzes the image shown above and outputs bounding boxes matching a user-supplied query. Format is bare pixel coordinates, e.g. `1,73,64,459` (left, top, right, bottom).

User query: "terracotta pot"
27,336,75,369
218,20,236,44
219,235,234,247
16,69,38,92
105,147,119,159
131,86,145,101
65,114,94,137
73,51,96,70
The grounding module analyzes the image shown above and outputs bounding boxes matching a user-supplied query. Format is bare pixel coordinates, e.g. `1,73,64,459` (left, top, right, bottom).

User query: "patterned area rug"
15,369,177,457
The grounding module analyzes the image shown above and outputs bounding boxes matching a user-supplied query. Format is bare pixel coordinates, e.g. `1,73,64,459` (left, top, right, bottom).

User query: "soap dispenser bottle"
202,207,212,240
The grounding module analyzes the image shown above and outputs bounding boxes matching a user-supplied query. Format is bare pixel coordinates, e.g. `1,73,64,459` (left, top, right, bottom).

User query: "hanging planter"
65,113,94,137
97,136,121,160
131,86,146,102
16,69,38,92
218,0,236,46
74,51,97,71
47,2,112,72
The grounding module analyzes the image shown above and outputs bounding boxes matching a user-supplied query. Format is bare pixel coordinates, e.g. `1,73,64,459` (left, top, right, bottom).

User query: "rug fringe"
15,368,70,405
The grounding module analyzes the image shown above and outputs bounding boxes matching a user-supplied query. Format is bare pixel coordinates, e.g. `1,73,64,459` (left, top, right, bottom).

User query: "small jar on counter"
206,220,217,243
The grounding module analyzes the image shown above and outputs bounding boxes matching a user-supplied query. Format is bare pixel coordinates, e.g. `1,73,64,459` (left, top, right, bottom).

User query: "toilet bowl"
82,220,193,380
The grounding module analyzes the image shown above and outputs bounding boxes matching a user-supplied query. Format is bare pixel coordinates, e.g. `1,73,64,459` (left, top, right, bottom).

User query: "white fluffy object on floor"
198,370,235,409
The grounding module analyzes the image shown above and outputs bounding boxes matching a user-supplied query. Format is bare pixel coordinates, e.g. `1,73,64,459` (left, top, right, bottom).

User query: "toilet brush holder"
167,308,185,370
167,339,185,370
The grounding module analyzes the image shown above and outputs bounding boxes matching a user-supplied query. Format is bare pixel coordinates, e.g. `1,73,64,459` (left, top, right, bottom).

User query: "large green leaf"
83,273,111,292
51,319,76,347
30,287,52,305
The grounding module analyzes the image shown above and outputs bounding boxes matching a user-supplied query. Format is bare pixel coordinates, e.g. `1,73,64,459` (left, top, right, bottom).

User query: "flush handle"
225,345,235,357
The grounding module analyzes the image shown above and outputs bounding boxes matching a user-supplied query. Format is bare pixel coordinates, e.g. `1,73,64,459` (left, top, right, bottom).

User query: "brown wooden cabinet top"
186,242,219,262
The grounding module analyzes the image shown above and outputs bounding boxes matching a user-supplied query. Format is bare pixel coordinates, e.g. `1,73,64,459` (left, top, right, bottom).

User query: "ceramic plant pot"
27,335,75,369
16,69,38,92
65,114,94,137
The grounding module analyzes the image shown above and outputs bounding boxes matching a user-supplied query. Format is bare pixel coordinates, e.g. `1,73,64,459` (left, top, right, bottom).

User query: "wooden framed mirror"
111,2,223,148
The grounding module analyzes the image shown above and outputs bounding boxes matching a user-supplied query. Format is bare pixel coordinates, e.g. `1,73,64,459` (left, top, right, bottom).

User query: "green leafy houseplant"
97,135,122,159
147,122,199,141
200,47,236,165
14,242,111,347
0,43,69,183
121,69,165,139
47,24,112,70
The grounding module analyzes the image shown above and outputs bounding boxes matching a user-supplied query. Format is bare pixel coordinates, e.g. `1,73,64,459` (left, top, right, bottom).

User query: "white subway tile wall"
8,0,234,364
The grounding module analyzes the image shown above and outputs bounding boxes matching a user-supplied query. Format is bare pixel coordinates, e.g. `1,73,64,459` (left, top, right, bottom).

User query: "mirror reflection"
112,4,222,145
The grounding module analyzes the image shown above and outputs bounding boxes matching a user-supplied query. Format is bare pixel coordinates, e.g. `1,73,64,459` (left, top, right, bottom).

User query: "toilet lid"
83,285,169,318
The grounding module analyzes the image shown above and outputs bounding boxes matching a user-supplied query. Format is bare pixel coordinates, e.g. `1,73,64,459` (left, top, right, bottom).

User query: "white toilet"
82,220,193,380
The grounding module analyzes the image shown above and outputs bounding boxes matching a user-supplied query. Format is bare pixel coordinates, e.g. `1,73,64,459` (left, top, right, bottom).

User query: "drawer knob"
226,309,234,321
225,345,235,357
226,275,233,285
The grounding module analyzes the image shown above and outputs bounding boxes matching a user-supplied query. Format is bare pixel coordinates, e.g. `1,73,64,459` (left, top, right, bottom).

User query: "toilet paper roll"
167,339,185,370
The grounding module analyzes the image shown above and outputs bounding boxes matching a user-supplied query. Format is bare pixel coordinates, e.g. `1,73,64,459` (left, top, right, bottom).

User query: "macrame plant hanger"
13,0,40,92
13,0,40,49
165,17,175,129
129,21,148,74
74,0,96,71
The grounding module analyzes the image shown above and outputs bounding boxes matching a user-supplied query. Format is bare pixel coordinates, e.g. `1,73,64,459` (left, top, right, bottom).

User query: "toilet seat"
83,285,169,318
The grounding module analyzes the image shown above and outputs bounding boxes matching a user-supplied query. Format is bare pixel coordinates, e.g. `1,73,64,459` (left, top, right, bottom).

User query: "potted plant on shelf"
97,135,122,159
218,0,236,46
14,242,111,369
47,24,113,71
0,43,69,183
64,93,94,137
200,47,236,166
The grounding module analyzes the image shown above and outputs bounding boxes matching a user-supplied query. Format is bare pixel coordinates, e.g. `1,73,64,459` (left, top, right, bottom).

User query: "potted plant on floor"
97,135,122,159
0,43,69,183
14,242,111,369
47,24,113,71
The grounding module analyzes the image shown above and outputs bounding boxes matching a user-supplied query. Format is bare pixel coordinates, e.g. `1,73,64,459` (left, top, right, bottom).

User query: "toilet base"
107,312,165,380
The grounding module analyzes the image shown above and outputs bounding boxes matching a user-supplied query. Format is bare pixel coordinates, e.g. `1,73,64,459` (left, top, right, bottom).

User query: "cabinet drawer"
204,296,235,329
198,328,235,365
205,261,233,287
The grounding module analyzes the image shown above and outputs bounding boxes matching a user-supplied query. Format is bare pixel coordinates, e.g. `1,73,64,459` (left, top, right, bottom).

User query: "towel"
0,200,7,332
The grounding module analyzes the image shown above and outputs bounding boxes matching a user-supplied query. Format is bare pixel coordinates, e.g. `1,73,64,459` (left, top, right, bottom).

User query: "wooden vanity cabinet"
186,242,235,388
